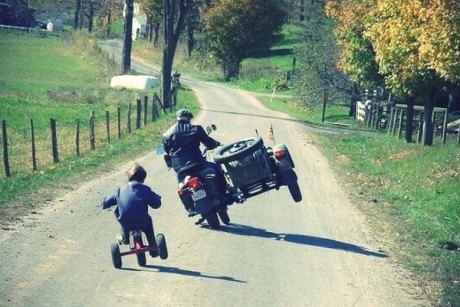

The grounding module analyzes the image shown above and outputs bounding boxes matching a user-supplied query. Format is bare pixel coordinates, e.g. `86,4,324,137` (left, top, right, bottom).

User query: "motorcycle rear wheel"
203,211,220,229
217,209,230,225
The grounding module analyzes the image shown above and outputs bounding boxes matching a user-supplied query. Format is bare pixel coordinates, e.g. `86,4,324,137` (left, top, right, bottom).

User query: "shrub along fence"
1,94,164,178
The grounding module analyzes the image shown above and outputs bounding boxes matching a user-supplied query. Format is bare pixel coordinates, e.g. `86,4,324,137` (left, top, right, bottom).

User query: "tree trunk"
74,0,81,30
162,0,191,109
106,10,112,38
405,96,415,143
87,12,94,32
422,92,436,146
187,24,194,58
153,22,160,46
300,0,305,22
122,0,134,74
223,59,241,81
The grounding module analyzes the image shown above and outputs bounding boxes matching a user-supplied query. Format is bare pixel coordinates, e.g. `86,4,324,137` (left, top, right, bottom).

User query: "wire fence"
1,94,164,178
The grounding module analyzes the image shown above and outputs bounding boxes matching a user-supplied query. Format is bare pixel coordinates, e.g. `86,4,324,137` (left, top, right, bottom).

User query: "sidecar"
212,136,302,203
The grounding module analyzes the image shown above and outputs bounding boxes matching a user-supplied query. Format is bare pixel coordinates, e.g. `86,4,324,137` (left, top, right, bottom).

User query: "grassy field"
1,28,459,305
0,31,186,216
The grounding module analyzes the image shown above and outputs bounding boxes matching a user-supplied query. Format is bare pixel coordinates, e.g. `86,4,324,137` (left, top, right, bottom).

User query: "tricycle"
110,230,168,269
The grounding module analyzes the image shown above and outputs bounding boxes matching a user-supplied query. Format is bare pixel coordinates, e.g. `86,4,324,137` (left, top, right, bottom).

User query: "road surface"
0,41,427,306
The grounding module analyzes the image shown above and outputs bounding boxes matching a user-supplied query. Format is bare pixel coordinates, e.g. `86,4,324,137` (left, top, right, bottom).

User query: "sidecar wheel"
204,211,220,229
110,243,122,269
217,209,230,225
213,137,264,164
156,234,168,260
288,181,302,203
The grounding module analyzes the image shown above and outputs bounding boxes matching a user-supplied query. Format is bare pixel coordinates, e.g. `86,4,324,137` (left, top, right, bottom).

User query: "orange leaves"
328,0,460,96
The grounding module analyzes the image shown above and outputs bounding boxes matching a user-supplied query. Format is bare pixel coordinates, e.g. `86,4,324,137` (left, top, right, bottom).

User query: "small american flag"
268,125,275,143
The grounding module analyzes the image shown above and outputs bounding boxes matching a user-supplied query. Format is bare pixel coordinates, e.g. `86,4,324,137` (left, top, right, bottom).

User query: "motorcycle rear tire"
203,211,220,229
217,209,230,225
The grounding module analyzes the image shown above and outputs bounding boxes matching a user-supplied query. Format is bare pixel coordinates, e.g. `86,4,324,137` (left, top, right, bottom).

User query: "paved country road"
0,41,428,306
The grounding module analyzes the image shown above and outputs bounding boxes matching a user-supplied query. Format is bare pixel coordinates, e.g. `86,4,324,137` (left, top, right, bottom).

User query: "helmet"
176,109,194,120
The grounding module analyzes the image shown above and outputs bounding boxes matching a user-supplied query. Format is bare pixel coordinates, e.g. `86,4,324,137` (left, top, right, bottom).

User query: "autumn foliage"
326,0,460,145
326,0,460,90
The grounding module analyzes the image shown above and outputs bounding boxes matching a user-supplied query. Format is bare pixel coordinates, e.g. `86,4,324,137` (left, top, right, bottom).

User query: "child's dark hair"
127,163,147,183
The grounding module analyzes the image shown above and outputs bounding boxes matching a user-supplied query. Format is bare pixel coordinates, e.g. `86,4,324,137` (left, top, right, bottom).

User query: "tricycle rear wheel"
156,234,168,260
110,243,122,269
136,252,147,266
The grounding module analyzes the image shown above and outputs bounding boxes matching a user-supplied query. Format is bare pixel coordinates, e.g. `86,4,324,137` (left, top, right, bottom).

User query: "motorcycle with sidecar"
156,125,302,229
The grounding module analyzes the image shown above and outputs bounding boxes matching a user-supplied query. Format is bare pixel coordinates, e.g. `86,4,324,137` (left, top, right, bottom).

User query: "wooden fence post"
416,113,422,143
106,111,110,144
75,119,80,156
136,99,141,129
153,93,161,119
127,103,132,134
29,119,37,171
398,110,404,139
50,118,59,163
2,120,11,178
117,107,121,139
442,109,447,145
144,96,148,126
89,111,95,150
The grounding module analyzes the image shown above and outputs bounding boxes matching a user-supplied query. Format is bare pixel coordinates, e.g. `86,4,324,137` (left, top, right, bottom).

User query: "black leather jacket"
162,120,220,172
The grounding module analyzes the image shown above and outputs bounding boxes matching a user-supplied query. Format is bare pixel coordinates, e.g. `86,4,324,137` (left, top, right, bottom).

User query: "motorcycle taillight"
274,149,286,159
186,177,201,189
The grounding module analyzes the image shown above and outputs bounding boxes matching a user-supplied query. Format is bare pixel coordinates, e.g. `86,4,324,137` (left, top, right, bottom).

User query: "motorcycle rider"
162,108,227,215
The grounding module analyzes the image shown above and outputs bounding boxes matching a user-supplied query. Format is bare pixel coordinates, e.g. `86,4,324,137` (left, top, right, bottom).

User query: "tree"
140,0,163,46
162,0,192,109
122,0,134,74
293,1,357,112
326,0,460,145
325,0,383,89
82,0,106,32
202,0,286,80
365,0,460,145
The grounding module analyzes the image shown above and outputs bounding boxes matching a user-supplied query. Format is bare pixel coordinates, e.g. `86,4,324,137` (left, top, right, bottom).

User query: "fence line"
1,95,164,178
355,96,459,145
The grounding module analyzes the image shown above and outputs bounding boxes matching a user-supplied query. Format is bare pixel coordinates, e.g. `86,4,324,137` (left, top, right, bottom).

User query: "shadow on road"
221,223,388,258
139,265,247,283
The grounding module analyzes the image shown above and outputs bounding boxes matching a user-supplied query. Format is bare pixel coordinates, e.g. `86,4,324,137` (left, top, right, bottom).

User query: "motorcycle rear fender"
193,196,214,214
